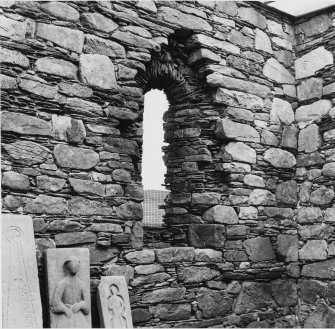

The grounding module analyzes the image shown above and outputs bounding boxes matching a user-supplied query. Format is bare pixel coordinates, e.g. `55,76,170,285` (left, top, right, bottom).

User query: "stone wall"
1,0,334,327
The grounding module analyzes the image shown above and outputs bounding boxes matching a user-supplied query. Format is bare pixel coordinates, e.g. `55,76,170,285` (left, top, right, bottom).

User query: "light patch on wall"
142,89,168,191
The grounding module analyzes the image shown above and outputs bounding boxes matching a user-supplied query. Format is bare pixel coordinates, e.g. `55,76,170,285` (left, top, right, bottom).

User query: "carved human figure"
107,284,127,328
50,256,89,328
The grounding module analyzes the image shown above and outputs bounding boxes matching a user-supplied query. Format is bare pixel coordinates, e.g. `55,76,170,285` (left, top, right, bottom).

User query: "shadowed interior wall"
1,1,335,327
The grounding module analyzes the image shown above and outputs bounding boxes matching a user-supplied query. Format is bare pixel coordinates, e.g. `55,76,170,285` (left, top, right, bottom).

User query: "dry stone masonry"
1,0,335,327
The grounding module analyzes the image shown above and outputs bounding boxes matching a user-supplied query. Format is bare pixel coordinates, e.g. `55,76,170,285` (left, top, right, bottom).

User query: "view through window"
142,89,169,227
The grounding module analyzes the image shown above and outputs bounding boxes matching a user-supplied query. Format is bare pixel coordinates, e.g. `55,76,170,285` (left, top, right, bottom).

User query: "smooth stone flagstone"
295,46,333,79
46,248,91,328
2,214,43,328
97,276,133,328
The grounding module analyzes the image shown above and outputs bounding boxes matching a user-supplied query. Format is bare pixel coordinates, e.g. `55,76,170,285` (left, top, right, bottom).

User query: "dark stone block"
188,224,225,248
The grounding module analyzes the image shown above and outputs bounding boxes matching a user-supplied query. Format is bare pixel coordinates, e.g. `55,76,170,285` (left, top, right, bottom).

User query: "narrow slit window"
142,89,169,227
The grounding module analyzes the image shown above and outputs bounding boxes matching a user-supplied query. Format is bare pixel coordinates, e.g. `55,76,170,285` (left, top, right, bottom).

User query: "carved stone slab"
46,248,91,328
97,276,133,328
2,214,43,328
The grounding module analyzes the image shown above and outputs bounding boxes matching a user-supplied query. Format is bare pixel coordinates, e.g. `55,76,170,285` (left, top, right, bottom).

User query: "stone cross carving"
97,276,133,328
2,214,43,328
46,248,91,328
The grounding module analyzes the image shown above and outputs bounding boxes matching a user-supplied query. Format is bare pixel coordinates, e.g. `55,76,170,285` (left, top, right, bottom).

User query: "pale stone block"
2,214,43,328
46,248,91,328
97,276,133,328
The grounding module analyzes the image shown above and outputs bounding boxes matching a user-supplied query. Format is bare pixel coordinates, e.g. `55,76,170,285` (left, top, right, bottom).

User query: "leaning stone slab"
35,57,78,79
46,248,91,328
97,276,133,328
0,47,30,67
295,46,333,79
2,214,43,328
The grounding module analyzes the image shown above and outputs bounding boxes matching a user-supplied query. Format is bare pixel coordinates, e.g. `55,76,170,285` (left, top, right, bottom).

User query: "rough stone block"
297,77,323,101
299,240,327,260
197,289,232,318
243,237,275,262
295,100,332,123
194,249,222,262
80,12,118,32
277,234,298,262
263,58,294,84
53,144,99,170
40,1,79,22
177,266,220,284
301,14,331,36
19,78,58,99
35,57,77,79
215,118,260,143
155,247,194,263
298,124,322,153
84,34,125,58
0,74,18,89
249,189,276,206
275,180,297,206
141,287,186,303
203,205,238,224
4,140,50,165
2,112,51,136
2,171,30,192
298,279,327,303
224,142,256,164
310,186,335,206
207,73,270,98
213,88,264,110
234,282,272,314
79,54,116,89
150,303,190,321
2,214,43,328
295,46,333,79
255,28,273,54
68,196,113,216
238,7,266,29
270,98,294,125
0,47,30,67
157,6,212,31
0,15,26,40
37,23,84,53
304,302,335,328
264,148,296,168
271,280,297,306
188,224,225,248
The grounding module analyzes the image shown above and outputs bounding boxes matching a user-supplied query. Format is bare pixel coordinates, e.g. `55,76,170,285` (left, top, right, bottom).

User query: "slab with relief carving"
46,248,91,328
2,214,43,328
97,276,133,328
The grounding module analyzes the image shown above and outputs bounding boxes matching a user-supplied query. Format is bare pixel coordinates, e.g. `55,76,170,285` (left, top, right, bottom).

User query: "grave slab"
46,248,91,328
2,214,43,328
97,276,133,328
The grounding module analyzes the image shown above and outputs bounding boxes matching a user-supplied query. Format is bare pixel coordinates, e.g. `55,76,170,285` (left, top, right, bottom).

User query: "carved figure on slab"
50,256,89,328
